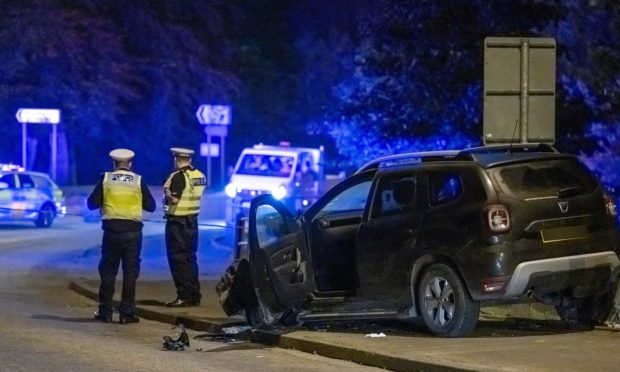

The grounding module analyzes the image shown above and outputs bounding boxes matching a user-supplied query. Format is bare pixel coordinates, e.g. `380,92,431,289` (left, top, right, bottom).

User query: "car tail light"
487,204,511,233
604,194,617,218
481,276,509,292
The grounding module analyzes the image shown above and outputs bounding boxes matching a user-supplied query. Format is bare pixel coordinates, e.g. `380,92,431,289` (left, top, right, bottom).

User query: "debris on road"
222,325,253,334
194,325,254,344
364,332,386,338
162,324,190,351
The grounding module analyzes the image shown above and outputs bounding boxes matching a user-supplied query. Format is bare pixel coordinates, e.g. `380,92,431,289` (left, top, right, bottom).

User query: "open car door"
248,194,315,325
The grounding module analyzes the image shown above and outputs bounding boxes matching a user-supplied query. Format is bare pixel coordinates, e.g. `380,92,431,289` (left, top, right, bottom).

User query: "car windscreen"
235,154,294,178
487,158,598,200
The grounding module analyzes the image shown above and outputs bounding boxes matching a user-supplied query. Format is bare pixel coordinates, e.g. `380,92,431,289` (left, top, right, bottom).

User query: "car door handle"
316,218,330,229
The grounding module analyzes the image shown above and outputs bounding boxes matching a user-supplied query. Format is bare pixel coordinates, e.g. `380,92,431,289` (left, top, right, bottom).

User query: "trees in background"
301,0,559,166
298,0,620,197
0,0,238,183
544,0,620,196
0,0,619,199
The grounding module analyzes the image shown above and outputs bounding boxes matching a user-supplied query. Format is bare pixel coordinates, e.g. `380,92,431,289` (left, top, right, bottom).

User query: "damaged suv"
217,144,619,337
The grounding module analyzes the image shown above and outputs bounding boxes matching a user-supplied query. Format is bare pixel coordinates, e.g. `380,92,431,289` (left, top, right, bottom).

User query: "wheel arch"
408,253,472,317
40,201,58,216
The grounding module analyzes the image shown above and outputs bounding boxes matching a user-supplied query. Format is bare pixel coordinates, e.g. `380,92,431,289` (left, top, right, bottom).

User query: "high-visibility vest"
164,168,206,216
102,170,143,221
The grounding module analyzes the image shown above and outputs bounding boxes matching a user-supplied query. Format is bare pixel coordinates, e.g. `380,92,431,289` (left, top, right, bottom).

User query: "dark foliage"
0,0,618,200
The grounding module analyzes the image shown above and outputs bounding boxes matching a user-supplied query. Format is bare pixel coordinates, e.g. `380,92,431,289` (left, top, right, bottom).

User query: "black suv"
217,144,619,337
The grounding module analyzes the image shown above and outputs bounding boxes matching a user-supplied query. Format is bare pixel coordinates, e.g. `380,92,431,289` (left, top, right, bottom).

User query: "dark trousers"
98,230,142,317
165,215,201,302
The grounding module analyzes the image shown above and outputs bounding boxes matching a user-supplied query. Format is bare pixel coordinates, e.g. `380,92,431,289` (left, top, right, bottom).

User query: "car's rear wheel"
417,263,479,337
35,203,55,228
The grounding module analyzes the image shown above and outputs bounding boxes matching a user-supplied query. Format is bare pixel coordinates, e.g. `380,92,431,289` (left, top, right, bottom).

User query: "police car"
0,164,66,227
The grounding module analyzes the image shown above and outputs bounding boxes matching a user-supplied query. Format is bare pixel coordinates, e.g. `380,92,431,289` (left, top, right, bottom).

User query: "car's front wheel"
417,263,479,337
34,203,55,228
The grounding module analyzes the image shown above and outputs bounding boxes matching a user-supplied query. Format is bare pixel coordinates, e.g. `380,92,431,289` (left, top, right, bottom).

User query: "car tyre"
35,203,55,228
417,263,479,337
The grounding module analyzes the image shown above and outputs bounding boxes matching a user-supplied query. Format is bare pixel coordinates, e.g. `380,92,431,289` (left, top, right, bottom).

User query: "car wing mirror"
0,182,8,190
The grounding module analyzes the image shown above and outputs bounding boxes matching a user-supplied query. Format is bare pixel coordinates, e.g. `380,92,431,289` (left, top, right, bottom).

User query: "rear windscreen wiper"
557,186,584,199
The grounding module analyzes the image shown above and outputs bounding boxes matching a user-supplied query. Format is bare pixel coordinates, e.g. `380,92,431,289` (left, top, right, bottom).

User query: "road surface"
0,215,380,372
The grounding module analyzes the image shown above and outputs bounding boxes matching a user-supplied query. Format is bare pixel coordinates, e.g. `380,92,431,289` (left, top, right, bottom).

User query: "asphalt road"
0,216,380,372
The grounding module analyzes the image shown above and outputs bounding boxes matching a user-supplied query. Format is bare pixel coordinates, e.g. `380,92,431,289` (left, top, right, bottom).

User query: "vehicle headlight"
225,183,238,198
272,185,287,200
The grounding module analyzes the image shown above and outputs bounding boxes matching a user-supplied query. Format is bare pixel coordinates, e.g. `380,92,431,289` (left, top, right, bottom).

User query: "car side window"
429,172,462,206
255,204,290,248
32,175,52,189
316,180,372,218
372,175,416,219
18,174,36,189
0,174,17,189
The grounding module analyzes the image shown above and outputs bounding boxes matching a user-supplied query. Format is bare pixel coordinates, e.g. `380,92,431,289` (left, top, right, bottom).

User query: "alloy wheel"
422,275,455,326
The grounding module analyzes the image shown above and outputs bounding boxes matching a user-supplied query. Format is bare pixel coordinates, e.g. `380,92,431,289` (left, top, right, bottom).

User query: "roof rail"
459,143,558,156
455,143,561,166
355,150,464,174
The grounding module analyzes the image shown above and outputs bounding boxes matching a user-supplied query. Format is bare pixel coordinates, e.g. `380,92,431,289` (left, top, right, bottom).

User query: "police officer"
163,147,206,307
87,149,156,323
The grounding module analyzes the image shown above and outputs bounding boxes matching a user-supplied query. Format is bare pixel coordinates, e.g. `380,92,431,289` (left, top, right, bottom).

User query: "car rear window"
429,172,463,206
487,158,597,200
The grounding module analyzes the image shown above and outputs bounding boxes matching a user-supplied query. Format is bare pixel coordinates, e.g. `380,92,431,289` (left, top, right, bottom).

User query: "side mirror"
0,182,9,190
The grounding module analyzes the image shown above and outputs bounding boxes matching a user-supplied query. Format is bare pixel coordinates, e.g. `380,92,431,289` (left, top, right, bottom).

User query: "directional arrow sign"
196,104,231,125
15,108,61,124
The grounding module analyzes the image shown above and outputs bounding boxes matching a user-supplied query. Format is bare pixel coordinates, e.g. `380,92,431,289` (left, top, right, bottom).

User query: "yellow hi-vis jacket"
164,168,206,216
102,170,143,221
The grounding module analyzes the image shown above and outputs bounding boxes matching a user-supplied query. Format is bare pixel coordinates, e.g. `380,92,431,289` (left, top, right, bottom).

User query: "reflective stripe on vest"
164,168,206,216
102,170,143,221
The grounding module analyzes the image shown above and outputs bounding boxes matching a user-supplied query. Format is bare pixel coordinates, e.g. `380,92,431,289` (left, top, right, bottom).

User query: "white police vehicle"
0,164,66,227
224,143,324,219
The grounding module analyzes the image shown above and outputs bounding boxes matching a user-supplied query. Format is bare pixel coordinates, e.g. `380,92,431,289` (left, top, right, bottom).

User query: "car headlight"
272,185,287,200
225,183,237,198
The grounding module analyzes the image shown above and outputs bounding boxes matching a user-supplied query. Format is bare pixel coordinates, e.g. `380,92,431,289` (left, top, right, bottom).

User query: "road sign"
204,125,228,137
200,143,220,157
15,108,61,180
15,108,61,124
196,104,231,125
483,37,556,144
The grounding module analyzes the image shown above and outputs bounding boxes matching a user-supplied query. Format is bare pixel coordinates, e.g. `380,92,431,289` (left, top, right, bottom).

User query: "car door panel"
303,172,374,294
356,173,422,308
249,194,315,322
0,174,17,218
356,213,421,307
308,211,362,293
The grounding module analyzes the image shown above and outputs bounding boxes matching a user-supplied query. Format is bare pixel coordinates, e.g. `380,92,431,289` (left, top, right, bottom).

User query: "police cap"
109,148,135,161
170,147,194,158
